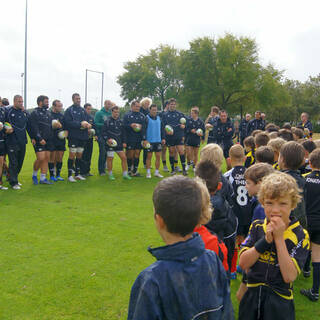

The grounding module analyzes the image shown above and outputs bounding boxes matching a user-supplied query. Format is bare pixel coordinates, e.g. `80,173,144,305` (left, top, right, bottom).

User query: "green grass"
0,140,319,319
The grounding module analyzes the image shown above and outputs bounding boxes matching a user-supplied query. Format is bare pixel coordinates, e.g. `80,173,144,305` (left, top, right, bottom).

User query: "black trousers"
239,286,295,320
97,136,107,174
80,139,93,175
224,235,236,273
7,144,26,186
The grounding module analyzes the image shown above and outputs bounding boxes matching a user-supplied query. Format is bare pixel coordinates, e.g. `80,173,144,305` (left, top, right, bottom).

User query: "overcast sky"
1,0,320,109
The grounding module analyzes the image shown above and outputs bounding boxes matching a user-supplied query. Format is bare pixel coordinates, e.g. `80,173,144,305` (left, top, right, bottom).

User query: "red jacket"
194,225,229,271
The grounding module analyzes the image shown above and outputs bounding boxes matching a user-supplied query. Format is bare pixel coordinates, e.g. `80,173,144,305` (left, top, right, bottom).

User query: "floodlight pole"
84,69,104,107
24,0,28,109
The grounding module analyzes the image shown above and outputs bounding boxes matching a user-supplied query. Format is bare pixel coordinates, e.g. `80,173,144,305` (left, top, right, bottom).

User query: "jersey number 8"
237,186,248,206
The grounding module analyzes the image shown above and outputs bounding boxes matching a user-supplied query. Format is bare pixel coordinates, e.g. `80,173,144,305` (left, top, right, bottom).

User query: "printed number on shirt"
237,186,248,206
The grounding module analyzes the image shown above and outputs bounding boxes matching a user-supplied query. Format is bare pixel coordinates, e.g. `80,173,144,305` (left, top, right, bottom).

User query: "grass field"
1,137,320,319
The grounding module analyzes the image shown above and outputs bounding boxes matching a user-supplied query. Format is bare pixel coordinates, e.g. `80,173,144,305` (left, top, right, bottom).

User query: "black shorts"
166,136,184,147
237,224,250,237
106,145,123,152
34,141,54,153
126,140,142,150
207,137,216,144
308,229,320,245
222,145,233,158
68,138,86,149
0,143,5,156
52,144,66,151
147,143,162,153
185,139,200,147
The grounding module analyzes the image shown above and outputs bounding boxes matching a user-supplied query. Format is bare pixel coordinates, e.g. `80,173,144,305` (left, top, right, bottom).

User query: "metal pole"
101,72,104,108
24,0,28,109
85,69,88,103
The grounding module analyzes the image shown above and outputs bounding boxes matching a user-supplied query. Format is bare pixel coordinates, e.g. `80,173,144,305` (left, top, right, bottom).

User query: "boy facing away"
127,175,234,320
238,172,310,320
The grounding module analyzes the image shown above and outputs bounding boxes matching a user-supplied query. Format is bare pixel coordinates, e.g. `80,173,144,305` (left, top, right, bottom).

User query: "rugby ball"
0,122,3,130
133,123,142,132
142,141,151,149
89,128,95,138
58,130,67,140
165,125,174,134
180,117,186,124
52,119,60,128
107,139,117,147
196,128,203,136
4,122,12,130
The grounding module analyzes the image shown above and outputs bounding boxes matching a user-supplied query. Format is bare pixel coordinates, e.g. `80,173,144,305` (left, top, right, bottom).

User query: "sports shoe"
154,172,164,178
109,174,116,181
237,265,243,274
50,176,58,182
146,172,151,179
303,270,311,278
163,165,169,172
230,272,237,280
12,184,21,190
170,170,176,176
56,176,64,181
123,174,132,180
75,175,86,181
32,176,38,185
68,176,77,182
300,288,319,302
175,165,182,172
0,185,8,190
185,164,189,171
133,172,142,177
40,179,53,185
99,172,106,176
18,182,22,186
183,170,188,176
87,173,94,176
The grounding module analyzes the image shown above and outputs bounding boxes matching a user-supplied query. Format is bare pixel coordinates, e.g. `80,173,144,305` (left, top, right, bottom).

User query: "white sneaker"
146,172,151,179
154,172,164,178
75,175,86,181
12,184,21,190
163,165,169,172
68,176,77,182
18,182,22,186
185,164,189,171
0,185,8,190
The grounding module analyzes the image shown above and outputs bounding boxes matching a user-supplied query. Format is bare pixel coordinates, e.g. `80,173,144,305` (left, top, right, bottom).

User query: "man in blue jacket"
128,175,234,320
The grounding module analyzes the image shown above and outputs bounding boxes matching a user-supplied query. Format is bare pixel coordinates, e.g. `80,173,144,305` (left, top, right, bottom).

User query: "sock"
127,159,133,172
123,171,128,176
33,170,38,177
162,160,167,165
143,150,147,166
155,169,159,174
305,251,312,272
75,159,81,176
312,262,320,294
231,247,238,273
174,160,178,165
56,162,62,177
133,158,139,174
48,162,54,177
169,156,175,171
40,173,46,181
187,161,191,166
179,154,186,171
147,169,151,174
68,159,74,177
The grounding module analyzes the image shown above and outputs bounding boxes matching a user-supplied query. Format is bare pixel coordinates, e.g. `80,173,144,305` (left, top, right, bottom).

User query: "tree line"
117,33,320,129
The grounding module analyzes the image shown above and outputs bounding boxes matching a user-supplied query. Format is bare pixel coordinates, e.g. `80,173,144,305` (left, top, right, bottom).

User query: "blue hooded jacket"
128,233,234,320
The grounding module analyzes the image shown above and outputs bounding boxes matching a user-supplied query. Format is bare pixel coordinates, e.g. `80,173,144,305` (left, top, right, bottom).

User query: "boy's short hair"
278,129,294,141
191,107,199,115
252,130,262,137
200,144,224,169
265,123,279,132
258,172,301,209
268,132,279,140
292,127,304,140
254,132,270,147
153,176,202,237
195,160,221,193
282,122,292,130
301,140,316,154
309,149,320,169
255,146,274,165
280,141,305,170
229,144,245,161
244,163,274,184
244,136,255,150
194,178,213,225
267,137,286,153
211,106,220,114
313,139,320,149
111,105,119,112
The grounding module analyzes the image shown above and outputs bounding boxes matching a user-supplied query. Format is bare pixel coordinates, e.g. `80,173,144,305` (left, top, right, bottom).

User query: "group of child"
127,123,320,319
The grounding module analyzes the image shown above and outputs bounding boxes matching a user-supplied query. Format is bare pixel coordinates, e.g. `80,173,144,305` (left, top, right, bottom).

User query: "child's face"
262,195,293,225
245,179,260,197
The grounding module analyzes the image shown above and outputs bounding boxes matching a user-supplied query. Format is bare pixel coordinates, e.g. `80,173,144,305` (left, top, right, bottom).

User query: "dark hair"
252,129,262,137
282,122,292,130
244,162,274,184
168,98,176,104
255,110,262,115
309,149,320,169
150,104,157,110
255,146,274,165
111,105,119,112
280,141,305,170
292,128,304,139
1,98,9,106
13,95,22,102
301,140,316,154
52,99,60,107
219,110,227,115
255,132,270,147
164,100,169,108
84,103,92,109
72,93,80,101
244,136,255,150
152,176,202,237
278,129,294,141
265,123,279,133
130,100,139,108
37,95,48,106
195,160,220,193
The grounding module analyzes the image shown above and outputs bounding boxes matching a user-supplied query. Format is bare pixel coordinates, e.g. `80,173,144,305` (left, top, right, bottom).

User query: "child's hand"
270,217,286,239
265,223,274,243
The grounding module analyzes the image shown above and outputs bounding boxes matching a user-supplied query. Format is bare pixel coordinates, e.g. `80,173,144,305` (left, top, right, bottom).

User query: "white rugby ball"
196,128,203,136
89,128,95,138
58,130,67,140
4,122,12,130
107,139,117,147
0,122,3,130
52,119,60,128
142,141,151,149
180,117,186,124
165,125,174,134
